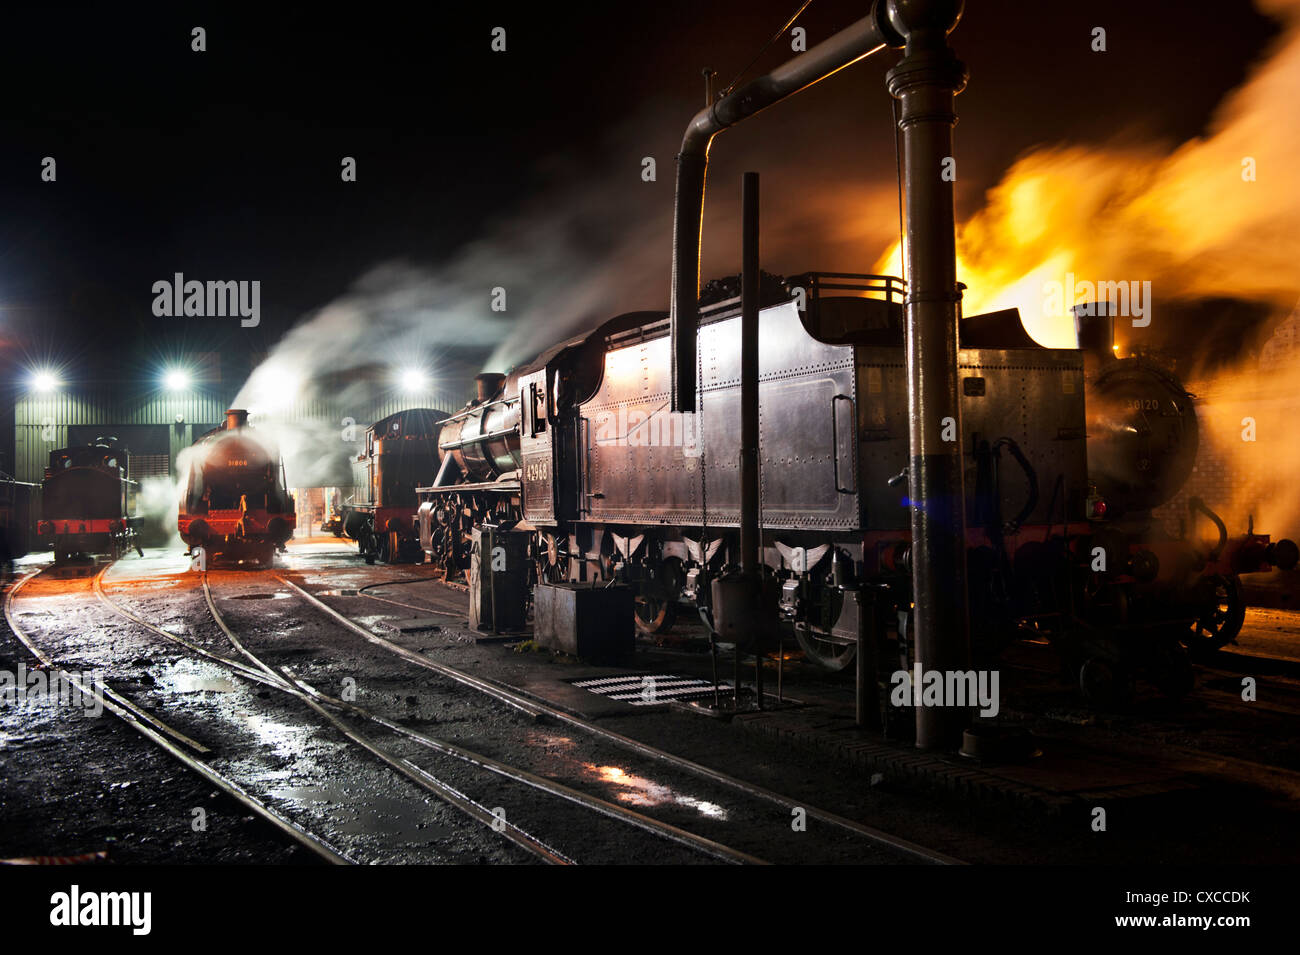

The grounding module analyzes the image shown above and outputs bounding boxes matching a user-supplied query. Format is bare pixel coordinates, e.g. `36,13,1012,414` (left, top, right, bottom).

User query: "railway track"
273,571,962,865
3,568,354,865
85,567,772,863
8,558,962,863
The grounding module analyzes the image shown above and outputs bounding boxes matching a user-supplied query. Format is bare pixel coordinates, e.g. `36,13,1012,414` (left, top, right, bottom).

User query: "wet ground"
4,538,1300,864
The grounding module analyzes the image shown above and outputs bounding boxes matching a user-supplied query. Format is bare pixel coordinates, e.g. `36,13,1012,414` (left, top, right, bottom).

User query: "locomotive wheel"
1184,574,1245,657
536,554,570,584
634,596,677,635
535,536,570,584
359,526,377,565
794,628,857,672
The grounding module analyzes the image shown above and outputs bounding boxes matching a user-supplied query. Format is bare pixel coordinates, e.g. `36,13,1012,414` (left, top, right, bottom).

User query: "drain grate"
571,673,721,706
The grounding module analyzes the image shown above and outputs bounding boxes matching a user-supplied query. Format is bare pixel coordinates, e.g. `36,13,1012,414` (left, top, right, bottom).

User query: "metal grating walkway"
570,673,721,706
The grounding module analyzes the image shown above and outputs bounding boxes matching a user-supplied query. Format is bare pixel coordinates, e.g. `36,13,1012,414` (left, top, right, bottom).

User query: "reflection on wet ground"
520,729,728,821
269,782,444,840
155,662,240,695
584,764,728,820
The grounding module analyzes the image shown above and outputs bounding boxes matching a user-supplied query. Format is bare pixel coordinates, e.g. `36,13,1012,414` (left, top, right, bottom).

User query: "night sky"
0,1,1280,388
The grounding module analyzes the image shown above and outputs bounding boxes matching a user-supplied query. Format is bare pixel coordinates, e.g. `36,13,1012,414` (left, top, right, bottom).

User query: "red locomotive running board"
41,520,118,535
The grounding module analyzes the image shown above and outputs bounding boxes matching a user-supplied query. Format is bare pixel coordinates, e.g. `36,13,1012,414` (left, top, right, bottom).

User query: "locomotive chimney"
475,372,506,403
225,408,249,431
1073,302,1117,378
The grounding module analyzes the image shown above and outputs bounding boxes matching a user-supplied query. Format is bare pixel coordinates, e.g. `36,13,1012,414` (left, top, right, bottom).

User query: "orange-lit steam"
874,0,1300,349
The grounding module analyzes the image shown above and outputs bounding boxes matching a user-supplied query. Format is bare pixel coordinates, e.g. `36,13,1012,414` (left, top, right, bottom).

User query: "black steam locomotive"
414,272,1295,701
178,409,296,567
37,440,142,562
340,408,448,564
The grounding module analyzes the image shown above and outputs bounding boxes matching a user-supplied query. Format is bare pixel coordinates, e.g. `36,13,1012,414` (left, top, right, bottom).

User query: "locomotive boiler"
36,440,142,562
341,408,448,563
178,409,296,567
1074,309,1297,663
414,273,1295,703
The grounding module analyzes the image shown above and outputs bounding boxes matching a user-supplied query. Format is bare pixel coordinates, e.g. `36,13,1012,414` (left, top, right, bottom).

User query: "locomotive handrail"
832,394,857,494
438,425,520,452
440,395,519,427
1189,496,1228,562
578,417,590,516
992,437,1038,534
791,272,907,303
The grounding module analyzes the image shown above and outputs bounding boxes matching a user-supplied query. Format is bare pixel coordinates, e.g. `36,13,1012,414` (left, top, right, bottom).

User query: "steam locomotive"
36,440,142,562
340,408,447,564
413,272,1296,702
178,409,296,567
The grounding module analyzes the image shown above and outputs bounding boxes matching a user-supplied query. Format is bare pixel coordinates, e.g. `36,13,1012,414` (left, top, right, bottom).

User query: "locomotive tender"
36,440,142,562
415,273,1295,700
178,409,296,567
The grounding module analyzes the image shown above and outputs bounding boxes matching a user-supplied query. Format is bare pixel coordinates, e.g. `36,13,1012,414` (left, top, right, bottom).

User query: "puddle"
154,662,239,694
269,783,446,839
229,592,291,600
316,589,360,597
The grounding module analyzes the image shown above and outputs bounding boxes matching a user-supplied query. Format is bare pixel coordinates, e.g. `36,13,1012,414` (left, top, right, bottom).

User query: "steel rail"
276,573,964,864
6,570,209,753
274,574,547,720
356,575,466,616
95,571,569,862
203,574,574,865
3,568,353,865
193,577,762,864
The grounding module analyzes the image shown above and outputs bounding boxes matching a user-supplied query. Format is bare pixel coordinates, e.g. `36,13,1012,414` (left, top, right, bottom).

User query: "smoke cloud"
912,0,1300,541
873,0,1300,351
232,100,901,488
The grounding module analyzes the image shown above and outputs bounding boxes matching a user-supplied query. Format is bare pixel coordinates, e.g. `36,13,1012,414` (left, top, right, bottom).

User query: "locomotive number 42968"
526,460,549,482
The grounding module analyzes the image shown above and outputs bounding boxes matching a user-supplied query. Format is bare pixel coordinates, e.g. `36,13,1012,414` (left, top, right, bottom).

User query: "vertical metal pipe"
670,155,708,413
885,1,970,751
855,588,880,728
740,172,760,581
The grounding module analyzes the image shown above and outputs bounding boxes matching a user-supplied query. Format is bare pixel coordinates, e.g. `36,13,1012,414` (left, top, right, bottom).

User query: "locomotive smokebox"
225,408,250,431
475,373,505,403
1085,357,1199,516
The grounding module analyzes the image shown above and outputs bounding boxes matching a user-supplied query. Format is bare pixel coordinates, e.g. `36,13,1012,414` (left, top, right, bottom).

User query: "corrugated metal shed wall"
15,391,231,484
14,388,465,484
